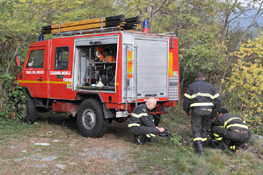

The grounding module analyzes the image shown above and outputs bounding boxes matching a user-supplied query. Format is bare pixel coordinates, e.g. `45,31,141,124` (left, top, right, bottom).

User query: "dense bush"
0,73,26,120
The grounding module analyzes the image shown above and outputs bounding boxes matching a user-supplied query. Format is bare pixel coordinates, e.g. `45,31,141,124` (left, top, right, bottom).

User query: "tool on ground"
152,114,175,136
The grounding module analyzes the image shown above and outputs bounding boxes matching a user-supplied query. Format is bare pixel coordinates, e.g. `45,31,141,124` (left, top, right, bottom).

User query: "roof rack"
53,26,122,37
41,15,141,36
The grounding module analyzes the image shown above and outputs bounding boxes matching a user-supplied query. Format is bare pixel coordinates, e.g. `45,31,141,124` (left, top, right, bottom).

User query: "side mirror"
16,55,21,66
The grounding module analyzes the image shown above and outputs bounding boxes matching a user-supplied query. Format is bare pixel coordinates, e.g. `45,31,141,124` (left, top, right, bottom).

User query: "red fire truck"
16,16,179,138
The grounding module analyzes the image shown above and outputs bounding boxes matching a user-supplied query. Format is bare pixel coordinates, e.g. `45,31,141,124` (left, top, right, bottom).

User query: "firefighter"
128,97,165,145
209,108,250,151
183,72,221,156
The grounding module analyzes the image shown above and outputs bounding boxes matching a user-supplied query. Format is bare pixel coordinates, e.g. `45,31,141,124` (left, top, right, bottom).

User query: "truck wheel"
77,99,108,138
18,93,38,124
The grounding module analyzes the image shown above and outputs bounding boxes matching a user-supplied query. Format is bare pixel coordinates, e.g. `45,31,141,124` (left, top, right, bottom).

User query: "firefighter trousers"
130,126,159,138
211,126,251,146
191,108,212,142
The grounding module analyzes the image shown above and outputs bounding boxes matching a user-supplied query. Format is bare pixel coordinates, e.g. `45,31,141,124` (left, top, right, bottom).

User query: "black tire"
18,93,38,123
153,114,161,126
77,99,108,138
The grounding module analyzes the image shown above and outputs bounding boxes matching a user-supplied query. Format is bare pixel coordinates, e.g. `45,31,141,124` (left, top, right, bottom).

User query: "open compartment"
73,35,119,92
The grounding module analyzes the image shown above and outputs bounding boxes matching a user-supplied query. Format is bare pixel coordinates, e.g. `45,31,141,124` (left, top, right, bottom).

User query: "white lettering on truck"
63,78,72,82
50,71,71,75
25,71,44,74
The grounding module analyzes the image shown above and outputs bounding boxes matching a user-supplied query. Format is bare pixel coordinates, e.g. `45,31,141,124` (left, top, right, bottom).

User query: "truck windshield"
26,49,44,68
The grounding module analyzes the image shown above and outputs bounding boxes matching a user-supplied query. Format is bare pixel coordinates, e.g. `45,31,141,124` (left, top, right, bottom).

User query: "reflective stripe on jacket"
128,103,156,128
183,79,221,112
213,113,249,131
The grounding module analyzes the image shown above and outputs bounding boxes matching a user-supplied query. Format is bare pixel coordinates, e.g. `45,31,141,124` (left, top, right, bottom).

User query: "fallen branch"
225,162,249,174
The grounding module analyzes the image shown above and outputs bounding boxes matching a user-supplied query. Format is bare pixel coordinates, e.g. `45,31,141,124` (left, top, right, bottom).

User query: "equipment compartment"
73,35,119,92
75,44,117,91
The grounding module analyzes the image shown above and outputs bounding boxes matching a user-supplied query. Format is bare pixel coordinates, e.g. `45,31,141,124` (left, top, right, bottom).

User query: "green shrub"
0,72,26,120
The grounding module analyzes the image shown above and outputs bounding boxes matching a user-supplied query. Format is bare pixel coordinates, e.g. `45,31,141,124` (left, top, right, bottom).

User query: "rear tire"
77,99,108,138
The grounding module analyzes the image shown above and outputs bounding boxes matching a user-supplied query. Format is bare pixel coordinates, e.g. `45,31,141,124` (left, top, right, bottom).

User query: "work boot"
208,136,219,147
194,141,205,156
240,143,248,150
133,135,145,145
145,136,158,143
219,141,229,150
239,143,249,151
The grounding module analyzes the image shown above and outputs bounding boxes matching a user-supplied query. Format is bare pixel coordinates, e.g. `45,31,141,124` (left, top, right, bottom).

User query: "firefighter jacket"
128,104,156,128
213,113,249,132
183,79,221,113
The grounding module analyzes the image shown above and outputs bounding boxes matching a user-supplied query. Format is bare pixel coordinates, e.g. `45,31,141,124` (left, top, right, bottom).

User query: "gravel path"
0,117,139,175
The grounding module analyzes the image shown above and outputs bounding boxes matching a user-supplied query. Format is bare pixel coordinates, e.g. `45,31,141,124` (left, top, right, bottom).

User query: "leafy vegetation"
0,73,26,120
227,33,263,127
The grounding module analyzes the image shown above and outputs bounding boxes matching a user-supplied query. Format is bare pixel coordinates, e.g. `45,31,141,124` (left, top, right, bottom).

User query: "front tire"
77,99,108,138
18,93,38,123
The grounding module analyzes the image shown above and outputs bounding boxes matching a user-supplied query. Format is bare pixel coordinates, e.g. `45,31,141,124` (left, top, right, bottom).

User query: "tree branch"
219,1,263,94
153,0,168,15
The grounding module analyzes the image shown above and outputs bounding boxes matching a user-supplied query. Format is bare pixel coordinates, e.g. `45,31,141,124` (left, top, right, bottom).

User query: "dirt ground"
0,114,140,175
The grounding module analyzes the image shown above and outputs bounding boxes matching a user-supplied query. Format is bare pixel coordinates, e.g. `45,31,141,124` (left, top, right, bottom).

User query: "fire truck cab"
16,17,179,138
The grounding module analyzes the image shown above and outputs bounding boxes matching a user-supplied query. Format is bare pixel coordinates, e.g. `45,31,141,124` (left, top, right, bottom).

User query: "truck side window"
55,47,69,69
26,49,44,68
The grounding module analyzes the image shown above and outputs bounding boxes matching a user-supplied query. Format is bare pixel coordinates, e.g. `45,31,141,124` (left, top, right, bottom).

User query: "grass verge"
130,106,263,175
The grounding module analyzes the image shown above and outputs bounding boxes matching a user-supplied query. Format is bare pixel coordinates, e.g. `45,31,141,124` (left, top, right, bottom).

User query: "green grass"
0,117,37,135
130,106,263,175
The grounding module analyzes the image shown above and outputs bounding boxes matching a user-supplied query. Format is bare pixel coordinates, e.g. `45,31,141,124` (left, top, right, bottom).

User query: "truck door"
19,41,49,98
49,37,73,99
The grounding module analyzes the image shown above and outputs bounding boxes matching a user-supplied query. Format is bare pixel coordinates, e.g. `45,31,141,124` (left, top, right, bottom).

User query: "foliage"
145,0,232,96
0,0,116,72
252,125,263,135
227,33,263,126
170,133,182,145
0,73,26,120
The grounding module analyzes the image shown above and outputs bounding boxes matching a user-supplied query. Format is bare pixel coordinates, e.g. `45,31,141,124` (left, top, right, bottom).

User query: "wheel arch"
21,87,32,97
21,87,41,108
76,92,103,104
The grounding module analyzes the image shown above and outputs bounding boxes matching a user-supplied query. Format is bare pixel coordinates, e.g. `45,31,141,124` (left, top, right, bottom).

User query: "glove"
159,129,169,137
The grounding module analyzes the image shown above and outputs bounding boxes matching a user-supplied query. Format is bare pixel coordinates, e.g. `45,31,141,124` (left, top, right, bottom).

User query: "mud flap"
102,104,114,119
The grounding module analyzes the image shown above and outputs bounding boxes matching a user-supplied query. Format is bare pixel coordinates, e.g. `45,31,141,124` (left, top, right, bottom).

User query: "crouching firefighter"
128,97,165,145
209,108,250,151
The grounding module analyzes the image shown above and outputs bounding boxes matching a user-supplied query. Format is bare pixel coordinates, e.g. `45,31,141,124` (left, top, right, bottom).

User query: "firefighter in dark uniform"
128,97,165,145
183,72,221,156
210,108,250,151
